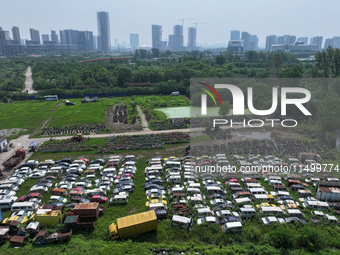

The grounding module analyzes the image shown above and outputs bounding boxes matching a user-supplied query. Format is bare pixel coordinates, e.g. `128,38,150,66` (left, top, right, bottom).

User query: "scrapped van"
101,168,116,176
86,189,107,197
260,207,283,215
171,215,193,229
253,194,274,202
184,175,197,182
169,187,184,194
145,165,163,174
287,209,305,217
186,188,201,195
51,188,68,196
188,183,201,189
205,186,226,195
240,207,257,217
167,175,181,184
235,197,252,205
197,208,214,217
249,188,267,195
148,202,167,211
164,161,181,169
11,202,38,212
0,199,15,210
68,190,85,198
110,194,129,205
221,222,242,232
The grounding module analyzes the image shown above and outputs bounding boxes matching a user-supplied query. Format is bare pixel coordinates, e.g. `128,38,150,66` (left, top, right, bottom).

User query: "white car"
75,182,92,189
197,216,219,225
0,189,17,197
49,196,67,204
29,186,48,193
29,171,47,179
262,216,285,225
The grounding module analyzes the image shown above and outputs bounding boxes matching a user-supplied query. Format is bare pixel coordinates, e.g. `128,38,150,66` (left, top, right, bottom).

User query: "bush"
267,226,296,250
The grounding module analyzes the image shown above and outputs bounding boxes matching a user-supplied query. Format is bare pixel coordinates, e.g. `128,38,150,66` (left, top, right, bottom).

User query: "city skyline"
1,0,340,47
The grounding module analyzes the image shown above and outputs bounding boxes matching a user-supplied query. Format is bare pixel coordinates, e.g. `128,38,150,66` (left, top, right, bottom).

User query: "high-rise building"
266,35,278,51
297,37,308,45
59,30,66,44
168,25,184,51
310,36,323,51
152,25,163,50
230,30,240,40
42,34,50,44
130,33,139,48
30,28,41,44
84,31,94,51
241,32,258,51
12,26,20,43
97,11,111,51
278,35,296,45
51,30,58,44
0,28,7,56
188,27,197,50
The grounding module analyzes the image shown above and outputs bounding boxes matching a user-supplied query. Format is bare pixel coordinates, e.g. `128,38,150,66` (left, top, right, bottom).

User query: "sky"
1,0,339,48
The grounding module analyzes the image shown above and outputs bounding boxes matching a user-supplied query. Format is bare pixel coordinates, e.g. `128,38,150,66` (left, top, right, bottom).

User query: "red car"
91,195,108,203
79,158,89,164
115,173,134,180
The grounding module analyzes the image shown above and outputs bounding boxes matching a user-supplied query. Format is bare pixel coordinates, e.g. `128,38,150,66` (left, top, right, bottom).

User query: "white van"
260,207,283,215
101,168,116,176
197,208,214,217
222,222,242,232
0,199,15,210
148,202,167,211
11,202,38,212
240,207,257,217
110,194,128,205
171,215,193,229
164,161,181,169
167,175,181,184
249,188,267,195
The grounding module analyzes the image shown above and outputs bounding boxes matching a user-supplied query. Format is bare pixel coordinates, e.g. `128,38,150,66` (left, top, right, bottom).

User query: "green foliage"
218,101,231,116
317,96,340,132
267,226,296,250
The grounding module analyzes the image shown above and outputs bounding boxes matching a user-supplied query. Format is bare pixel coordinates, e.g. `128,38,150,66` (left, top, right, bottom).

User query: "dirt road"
136,105,151,132
23,66,36,94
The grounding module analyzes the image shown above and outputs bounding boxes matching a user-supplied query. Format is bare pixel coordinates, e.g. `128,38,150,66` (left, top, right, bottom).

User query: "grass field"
0,96,190,138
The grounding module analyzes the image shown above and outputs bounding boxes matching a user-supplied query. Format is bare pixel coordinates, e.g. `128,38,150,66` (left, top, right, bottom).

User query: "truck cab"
108,223,119,240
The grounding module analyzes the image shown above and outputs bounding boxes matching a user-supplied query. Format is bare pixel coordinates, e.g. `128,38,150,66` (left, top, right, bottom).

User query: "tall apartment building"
97,11,111,51
188,27,197,50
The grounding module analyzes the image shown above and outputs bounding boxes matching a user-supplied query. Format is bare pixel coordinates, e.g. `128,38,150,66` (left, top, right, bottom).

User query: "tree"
151,48,160,58
215,54,226,65
116,67,132,86
316,96,340,133
271,53,284,77
279,65,303,78
218,101,231,116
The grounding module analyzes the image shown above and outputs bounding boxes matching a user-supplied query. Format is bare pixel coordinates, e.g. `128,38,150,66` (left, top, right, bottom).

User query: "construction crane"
179,18,194,27
193,22,207,30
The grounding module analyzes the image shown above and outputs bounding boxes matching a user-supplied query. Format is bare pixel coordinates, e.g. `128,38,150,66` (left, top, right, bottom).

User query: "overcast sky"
1,0,339,47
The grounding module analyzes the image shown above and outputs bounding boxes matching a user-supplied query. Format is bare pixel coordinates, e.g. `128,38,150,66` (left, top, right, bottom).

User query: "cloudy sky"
1,0,339,47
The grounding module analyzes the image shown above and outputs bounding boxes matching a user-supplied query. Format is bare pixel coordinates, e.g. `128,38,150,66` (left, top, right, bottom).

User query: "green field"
0,96,190,137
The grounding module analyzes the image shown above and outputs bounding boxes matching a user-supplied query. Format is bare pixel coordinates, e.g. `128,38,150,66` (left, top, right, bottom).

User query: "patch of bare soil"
128,207,137,213
0,128,27,137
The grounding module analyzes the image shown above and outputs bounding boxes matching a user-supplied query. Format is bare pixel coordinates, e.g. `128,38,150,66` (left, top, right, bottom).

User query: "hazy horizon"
1,0,339,48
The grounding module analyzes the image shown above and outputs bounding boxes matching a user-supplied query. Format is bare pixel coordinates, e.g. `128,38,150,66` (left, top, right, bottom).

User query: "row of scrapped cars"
144,153,339,232
0,154,138,244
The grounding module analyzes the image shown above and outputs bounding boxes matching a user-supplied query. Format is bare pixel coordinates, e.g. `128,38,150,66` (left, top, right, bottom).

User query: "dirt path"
23,66,37,94
137,105,151,132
